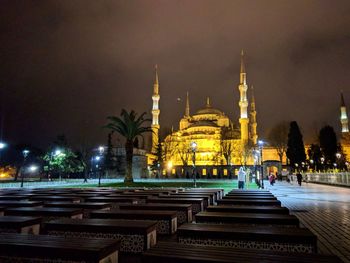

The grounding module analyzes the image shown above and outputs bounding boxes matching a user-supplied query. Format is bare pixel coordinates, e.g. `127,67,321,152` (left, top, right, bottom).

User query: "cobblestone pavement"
266,180,350,263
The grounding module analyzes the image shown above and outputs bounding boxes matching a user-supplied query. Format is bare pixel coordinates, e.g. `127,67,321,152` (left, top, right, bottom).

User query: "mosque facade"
149,51,259,177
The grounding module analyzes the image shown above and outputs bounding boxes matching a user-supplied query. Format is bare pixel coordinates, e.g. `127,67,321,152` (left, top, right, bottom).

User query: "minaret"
340,92,349,133
249,85,258,144
151,65,160,153
185,91,190,117
238,50,249,144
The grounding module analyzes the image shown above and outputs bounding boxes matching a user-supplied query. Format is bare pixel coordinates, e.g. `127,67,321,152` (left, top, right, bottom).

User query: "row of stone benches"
142,189,341,262
0,188,224,262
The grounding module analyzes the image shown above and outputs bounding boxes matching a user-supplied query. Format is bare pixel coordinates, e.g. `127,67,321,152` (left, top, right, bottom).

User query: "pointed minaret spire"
240,49,246,85
206,97,211,107
185,91,190,117
151,64,160,153
249,85,258,145
153,64,159,95
341,91,346,107
340,91,349,133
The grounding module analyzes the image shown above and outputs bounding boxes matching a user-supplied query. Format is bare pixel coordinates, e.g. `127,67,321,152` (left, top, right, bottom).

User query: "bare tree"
238,141,254,166
267,121,289,163
176,141,191,166
220,127,234,165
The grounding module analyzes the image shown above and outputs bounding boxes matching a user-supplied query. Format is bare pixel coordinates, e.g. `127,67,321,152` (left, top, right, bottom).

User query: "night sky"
1,0,350,149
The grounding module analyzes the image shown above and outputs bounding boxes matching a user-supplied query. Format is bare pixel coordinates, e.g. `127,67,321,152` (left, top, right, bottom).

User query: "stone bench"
119,203,193,224
0,195,28,201
90,209,177,235
106,194,154,204
29,196,81,203
142,241,341,262
206,205,289,214
185,189,223,200
195,211,299,227
147,197,204,215
223,195,278,200
177,223,317,253
0,216,41,234
0,233,120,263
227,192,274,196
44,218,157,253
85,197,139,208
217,199,281,206
228,189,271,194
44,202,112,218
5,207,84,222
0,200,44,208
157,194,210,208
166,192,216,204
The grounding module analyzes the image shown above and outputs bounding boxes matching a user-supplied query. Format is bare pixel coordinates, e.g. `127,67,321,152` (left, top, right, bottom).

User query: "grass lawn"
68,180,258,194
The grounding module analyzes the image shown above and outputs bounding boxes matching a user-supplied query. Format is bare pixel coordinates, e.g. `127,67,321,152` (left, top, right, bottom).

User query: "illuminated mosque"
149,51,259,176
147,51,350,177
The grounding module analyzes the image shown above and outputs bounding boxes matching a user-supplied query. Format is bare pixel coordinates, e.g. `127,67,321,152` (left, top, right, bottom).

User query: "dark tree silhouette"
307,144,322,171
286,121,306,169
319,125,337,168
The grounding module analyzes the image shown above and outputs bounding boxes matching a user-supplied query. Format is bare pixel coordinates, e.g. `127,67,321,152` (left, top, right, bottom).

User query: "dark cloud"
1,0,350,148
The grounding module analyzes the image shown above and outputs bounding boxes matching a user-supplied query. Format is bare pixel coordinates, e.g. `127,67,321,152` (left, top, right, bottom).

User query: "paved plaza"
266,181,350,263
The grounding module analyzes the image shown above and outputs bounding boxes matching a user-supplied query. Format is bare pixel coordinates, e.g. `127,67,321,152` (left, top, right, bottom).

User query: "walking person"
238,166,246,189
296,172,302,186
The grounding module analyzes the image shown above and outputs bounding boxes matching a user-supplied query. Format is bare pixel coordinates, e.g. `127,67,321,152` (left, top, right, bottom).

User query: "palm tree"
105,109,152,183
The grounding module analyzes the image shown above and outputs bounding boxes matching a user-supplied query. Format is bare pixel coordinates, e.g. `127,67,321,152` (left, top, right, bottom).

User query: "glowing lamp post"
0,141,6,165
97,146,105,187
258,140,264,189
20,149,30,188
320,157,325,172
190,141,197,188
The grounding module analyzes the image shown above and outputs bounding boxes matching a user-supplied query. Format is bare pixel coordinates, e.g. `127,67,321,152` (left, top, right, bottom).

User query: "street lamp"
258,140,264,189
0,141,7,165
190,141,197,188
96,146,105,187
0,142,6,149
320,157,325,172
20,149,30,187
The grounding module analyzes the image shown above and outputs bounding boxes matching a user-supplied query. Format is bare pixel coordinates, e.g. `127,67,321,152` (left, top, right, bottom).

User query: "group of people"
237,166,304,189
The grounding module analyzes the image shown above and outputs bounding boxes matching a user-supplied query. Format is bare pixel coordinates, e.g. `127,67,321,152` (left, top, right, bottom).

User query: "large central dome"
195,97,224,116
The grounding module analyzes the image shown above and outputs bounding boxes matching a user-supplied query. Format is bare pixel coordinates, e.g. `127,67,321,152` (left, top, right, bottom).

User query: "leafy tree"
267,121,289,163
43,148,84,179
105,109,152,183
286,121,306,169
319,125,337,168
